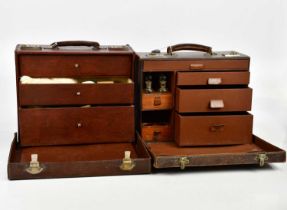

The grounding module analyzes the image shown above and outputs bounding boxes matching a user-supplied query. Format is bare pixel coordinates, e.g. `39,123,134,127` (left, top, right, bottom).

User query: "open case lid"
8,133,151,180
146,135,286,170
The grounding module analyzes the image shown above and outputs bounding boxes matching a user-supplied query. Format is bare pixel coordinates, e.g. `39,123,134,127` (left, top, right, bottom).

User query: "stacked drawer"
175,70,253,146
18,49,135,146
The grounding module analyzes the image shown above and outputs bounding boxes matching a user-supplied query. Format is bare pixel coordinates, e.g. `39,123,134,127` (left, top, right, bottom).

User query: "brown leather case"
136,43,285,169
8,41,151,179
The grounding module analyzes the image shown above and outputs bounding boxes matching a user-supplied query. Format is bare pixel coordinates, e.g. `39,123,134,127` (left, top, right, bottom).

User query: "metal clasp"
25,154,43,175
179,157,190,170
255,153,268,167
120,151,135,171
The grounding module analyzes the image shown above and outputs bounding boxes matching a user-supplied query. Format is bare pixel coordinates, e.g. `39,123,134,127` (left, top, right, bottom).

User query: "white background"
0,0,286,209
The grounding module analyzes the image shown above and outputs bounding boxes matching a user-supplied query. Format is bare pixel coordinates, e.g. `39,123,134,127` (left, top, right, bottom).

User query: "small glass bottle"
145,74,153,93
159,74,168,93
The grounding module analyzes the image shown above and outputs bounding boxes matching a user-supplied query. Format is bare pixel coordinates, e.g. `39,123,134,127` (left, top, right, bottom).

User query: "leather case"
8,41,151,180
136,43,286,170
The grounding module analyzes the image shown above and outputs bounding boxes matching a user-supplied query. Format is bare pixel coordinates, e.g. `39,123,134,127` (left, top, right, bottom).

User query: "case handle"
167,43,212,55
51,41,100,49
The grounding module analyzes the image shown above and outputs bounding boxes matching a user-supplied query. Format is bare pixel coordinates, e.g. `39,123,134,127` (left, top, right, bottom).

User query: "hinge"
25,154,44,175
178,157,190,170
255,153,269,167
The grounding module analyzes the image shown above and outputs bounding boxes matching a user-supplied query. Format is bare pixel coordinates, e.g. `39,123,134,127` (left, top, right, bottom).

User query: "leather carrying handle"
51,41,100,49
167,43,212,54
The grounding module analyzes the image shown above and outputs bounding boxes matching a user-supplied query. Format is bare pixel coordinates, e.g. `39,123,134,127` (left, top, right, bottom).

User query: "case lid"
138,43,249,60
16,40,134,55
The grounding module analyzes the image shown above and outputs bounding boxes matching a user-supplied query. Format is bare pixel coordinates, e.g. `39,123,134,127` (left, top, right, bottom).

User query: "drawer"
19,81,134,106
177,72,250,86
19,106,135,146
142,93,173,111
176,88,252,113
143,59,249,71
142,124,172,142
175,113,253,146
19,55,132,77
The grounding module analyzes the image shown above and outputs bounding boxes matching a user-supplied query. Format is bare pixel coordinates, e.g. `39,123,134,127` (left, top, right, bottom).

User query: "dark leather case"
136,43,285,170
8,41,151,180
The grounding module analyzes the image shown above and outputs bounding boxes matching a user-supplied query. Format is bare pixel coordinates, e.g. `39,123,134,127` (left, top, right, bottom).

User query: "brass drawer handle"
210,99,224,109
120,151,135,171
76,91,81,96
25,154,44,175
74,63,80,68
210,124,225,132
189,64,204,70
154,96,161,106
208,78,222,85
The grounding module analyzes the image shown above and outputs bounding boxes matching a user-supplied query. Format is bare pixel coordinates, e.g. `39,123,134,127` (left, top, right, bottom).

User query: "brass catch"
179,157,190,170
255,153,268,167
120,151,135,171
25,154,44,175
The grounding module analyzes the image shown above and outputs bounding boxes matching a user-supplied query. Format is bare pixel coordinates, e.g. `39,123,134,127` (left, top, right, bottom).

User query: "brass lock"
255,153,268,167
25,154,44,175
178,157,190,170
120,151,135,171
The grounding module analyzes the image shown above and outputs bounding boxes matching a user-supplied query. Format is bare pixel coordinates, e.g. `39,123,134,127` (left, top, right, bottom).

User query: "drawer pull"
189,64,204,70
208,78,222,85
153,130,161,141
74,63,80,68
210,124,225,132
154,96,161,106
76,91,81,96
77,122,82,128
210,99,224,109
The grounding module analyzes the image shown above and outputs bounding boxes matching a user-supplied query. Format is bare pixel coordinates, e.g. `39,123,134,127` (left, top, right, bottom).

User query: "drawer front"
19,83,134,106
19,55,132,77
177,72,250,86
176,88,252,113
143,59,249,71
142,93,173,110
19,106,135,146
175,114,253,146
142,124,172,142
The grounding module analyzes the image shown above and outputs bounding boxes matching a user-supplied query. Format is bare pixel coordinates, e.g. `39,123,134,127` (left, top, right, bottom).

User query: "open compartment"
142,72,174,111
141,110,173,142
8,133,151,180
146,135,286,169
